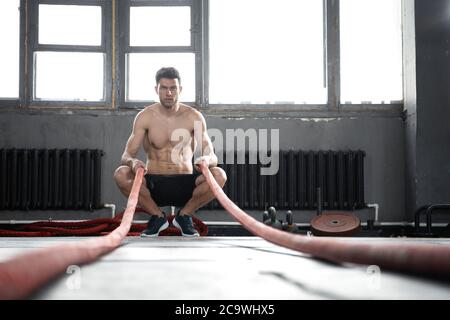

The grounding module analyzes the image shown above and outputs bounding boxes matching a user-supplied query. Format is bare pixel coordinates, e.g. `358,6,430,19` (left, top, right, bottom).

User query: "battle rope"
199,162,450,279
0,167,145,300
0,209,208,237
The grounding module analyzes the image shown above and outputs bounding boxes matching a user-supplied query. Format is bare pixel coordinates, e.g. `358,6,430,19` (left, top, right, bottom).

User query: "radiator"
207,150,365,210
0,149,103,211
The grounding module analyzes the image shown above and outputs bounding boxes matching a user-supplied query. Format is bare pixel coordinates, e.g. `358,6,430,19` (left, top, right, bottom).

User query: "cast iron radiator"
0,149,103,210
206,150,366,210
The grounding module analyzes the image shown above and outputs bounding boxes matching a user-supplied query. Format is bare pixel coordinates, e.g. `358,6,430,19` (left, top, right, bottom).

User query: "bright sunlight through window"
209,0,326,104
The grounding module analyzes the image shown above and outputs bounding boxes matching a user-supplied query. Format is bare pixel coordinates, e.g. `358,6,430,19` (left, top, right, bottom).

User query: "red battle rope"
199,162,450,279
0,168,145,300
0,209,208,237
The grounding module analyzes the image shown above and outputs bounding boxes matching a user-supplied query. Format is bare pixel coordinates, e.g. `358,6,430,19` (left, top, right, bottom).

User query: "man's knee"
113,166,132,187
210,167,227,187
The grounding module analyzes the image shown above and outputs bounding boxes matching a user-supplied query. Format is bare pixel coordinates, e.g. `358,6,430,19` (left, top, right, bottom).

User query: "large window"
29,0,110,105
0,0,20,99
121,1,197,105
340,0,403,104
0,0,405,110
209,0,326,105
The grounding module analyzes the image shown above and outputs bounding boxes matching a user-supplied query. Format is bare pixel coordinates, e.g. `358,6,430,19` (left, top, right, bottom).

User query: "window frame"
118,0,204,109
26,0,112,108
204,0,402,114
206,0,328,108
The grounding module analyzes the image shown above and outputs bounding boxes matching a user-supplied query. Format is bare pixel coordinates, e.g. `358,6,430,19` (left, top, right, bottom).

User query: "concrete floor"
0,236,450,300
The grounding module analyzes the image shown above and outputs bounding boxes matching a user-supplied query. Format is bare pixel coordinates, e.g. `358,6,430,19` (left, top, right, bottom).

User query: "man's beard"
161,98,176,108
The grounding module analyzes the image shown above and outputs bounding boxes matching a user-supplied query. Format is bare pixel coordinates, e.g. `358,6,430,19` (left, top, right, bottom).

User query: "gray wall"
0,111,405,222
404,0,450,221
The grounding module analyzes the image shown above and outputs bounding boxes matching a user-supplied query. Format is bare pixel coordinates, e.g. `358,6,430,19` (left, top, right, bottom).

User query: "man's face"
155,78,182,108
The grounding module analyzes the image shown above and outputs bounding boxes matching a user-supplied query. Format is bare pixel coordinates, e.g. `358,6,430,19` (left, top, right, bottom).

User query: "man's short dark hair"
155,67,181,85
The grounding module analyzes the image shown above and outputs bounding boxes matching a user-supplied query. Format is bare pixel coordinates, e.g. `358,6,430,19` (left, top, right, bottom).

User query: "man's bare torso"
142,103,198,174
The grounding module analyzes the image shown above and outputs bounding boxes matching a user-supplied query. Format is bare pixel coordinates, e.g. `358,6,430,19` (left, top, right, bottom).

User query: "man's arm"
193,112,218,170
121,110,147,173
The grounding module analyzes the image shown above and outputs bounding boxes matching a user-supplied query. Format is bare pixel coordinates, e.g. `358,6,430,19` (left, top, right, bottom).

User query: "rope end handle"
198,161,209,175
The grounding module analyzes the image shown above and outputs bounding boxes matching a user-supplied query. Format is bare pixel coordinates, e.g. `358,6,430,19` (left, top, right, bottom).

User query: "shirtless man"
114,67,227,237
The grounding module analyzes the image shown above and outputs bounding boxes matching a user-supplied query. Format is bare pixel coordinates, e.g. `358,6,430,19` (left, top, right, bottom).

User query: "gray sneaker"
173,214,200,237
141,213,169,237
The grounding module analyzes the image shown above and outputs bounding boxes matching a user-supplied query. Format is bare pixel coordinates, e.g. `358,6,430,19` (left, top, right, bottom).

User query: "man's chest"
147,120,194,149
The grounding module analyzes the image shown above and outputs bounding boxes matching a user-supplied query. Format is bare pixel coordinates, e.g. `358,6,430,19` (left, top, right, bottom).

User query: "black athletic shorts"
144,172,202,207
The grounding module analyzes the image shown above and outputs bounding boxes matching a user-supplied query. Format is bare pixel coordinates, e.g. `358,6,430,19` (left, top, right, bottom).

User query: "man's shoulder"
142,103,160,112
138,104,159,117
134,104,159,127
180,104,204,120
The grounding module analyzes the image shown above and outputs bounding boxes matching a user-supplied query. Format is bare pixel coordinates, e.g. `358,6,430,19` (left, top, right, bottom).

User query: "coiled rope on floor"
198,162,450,279
0,209,207,237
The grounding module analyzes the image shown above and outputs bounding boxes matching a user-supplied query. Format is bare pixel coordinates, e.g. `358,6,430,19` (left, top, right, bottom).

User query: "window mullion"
103,0,112,106
326,0,340,111
192,0,203,107
117,0,129,108
112,0,120,109
17,0,27,108
199,0,208,107
25,0,39,106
